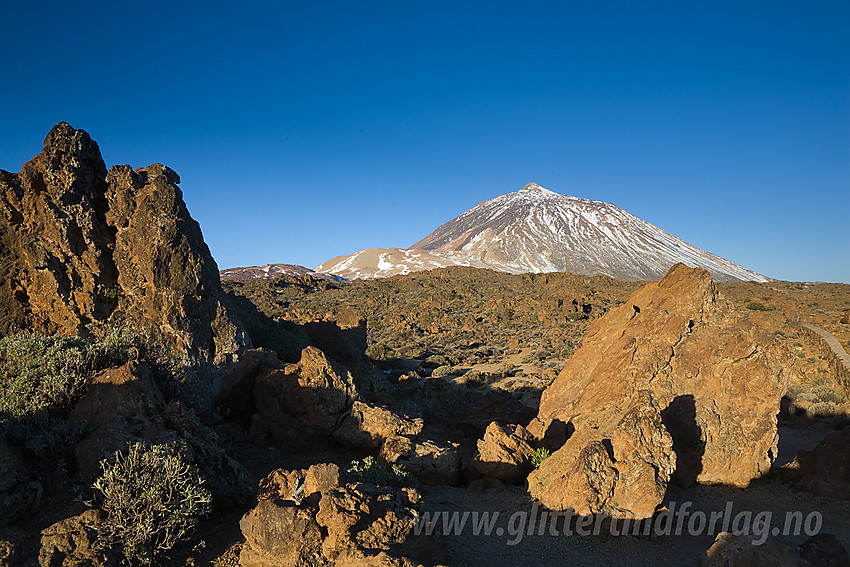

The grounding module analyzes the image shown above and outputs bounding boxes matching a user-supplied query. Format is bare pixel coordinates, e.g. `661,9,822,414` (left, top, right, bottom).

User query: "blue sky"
1,1,848,282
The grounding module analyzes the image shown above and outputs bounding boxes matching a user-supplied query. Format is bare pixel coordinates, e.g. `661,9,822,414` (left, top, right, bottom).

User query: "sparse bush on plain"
746,301,772,311
785,381,815,403
94,442,211,564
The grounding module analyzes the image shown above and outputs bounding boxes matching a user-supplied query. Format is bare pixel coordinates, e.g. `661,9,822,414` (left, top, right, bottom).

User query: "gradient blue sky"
1,1,848,282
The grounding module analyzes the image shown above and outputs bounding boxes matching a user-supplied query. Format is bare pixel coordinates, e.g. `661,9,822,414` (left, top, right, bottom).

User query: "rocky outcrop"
528,264,791,519
239,464,430,567
0,122,248,365
470,422,535,484
380,437,461,486
69,362,166,476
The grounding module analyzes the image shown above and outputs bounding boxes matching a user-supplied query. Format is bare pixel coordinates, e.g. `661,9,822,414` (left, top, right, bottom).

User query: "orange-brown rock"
0,122,248,365
253,346,357,449
528,264,791,519
334,401,424,450
470,422,535,484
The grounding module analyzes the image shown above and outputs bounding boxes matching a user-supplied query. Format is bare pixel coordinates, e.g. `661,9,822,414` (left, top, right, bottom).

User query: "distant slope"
317,183,770,282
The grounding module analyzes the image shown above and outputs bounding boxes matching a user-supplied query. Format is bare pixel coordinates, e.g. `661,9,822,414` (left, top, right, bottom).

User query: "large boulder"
528,264,791,519
0,122,248,365
470,422,535,484
69,362,167,476
334,401,424,451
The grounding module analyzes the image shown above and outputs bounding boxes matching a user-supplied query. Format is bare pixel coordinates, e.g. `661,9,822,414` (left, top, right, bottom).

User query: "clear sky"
1,1,848,282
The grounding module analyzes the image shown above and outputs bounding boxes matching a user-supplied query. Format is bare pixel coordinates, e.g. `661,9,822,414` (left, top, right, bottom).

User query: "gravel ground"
419,477,850,567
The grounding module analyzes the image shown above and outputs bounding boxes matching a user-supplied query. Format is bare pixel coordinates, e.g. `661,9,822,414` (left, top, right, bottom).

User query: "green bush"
746,301,772,311
530,447,551,469
0,327,148,419
94,442,211,564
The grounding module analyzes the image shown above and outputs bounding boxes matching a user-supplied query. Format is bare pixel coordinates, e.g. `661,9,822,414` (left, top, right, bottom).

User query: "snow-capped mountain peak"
316,183,770,282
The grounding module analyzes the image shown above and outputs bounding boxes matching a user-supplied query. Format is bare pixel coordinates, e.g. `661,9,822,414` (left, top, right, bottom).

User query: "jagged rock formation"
0,122,248,365
317,183,770,282
239,463,433,567
527,264,791,519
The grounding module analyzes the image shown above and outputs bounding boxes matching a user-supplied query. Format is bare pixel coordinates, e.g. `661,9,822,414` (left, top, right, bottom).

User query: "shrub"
806,402,843,419
94,442,211,564
530,447,551,469
564,311,589,321
424,354,449,368
0,327,148,453
366,342,396,362
812,385,845,404
0,327,148,419
785,381,815,403
746,301,772,311
431,365,454,378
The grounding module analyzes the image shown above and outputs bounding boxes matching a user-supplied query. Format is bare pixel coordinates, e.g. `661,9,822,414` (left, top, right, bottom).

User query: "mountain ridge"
316,183,770,283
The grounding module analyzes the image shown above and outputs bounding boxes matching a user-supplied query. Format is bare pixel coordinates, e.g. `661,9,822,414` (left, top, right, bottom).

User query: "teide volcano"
317,183,770,282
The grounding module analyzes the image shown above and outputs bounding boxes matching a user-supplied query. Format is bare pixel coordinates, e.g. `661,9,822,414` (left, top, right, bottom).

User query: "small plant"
94,442,211,564
347,456,416,487
530,447,551,469
746,301,772,311
564,311,589,321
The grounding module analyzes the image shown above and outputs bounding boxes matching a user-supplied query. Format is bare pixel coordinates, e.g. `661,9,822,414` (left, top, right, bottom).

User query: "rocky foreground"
0,124,849,566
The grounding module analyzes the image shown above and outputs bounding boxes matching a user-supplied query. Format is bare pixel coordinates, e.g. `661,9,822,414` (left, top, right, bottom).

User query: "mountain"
316,183,770,282
220,263,346,282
